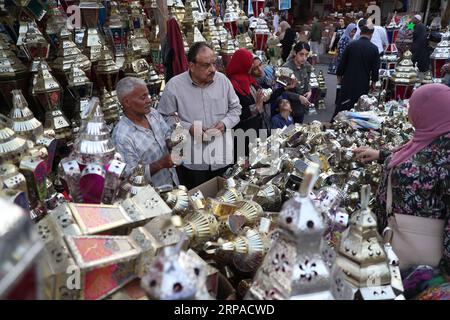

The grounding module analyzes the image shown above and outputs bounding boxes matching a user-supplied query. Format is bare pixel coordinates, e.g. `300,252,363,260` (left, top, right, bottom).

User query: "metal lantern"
223,0,238,38
251,0,265,16
20,22,50,72
95,44,120,92
391,51,418,100
0,37,29,114
32,61,62,112
52,27,92,86
104,1,127,60
221,33,236,69
66,64,94,123
430,31,450,81
253,13,270,52
79,0,104,29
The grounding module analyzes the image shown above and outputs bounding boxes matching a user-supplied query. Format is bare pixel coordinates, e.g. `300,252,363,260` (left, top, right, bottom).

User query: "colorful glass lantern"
20,23,50,72
430,31,450,81
391,50,418,100
253,13,269,52
223,0,238,38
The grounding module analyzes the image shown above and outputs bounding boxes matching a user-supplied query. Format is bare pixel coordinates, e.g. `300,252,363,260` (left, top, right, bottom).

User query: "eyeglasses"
194,60,218,70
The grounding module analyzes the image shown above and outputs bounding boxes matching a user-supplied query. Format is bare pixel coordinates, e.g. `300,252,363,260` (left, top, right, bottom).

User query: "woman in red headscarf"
353,84,450,283
227,48,265,133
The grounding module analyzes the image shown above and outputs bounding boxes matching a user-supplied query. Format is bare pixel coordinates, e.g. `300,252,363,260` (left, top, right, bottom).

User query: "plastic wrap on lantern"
223,0,238,38
430,31,450,81
391,51,418,100
253,14,270,51
204,227,270,273
141,244,214,300
331,185,403,300
246,163,334,300
0,198,44,299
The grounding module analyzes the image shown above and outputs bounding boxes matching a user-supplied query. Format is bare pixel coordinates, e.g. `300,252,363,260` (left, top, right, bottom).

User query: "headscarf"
340,23,357,43
226,48,258,96
388,84,450,169
279,21,291,40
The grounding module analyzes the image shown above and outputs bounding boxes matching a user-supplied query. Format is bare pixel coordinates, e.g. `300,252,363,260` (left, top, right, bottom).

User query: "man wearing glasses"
158,42,242,189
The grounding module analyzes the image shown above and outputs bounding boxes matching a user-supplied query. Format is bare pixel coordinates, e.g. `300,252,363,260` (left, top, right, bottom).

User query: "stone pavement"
304,59,338,124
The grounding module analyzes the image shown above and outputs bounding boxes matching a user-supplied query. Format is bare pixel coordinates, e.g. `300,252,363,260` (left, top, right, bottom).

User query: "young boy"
271,99,294,129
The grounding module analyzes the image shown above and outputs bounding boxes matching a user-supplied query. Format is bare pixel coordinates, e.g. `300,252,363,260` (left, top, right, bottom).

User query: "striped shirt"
112,109,179,187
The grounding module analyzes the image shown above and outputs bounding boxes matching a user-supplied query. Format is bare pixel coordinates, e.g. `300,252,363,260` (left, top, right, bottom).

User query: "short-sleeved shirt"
271,113,294,129
112,109,179,187
157,71,242,171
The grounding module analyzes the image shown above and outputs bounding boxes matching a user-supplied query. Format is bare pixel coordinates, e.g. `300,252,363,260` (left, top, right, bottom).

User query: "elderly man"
112,76,179,187
411,14,431,80
158,42,242,190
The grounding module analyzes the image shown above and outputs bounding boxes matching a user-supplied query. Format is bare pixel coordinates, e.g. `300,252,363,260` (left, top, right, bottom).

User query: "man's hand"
303,91,312,100
353,146,380,164
189,122,205,143
212,121,225,134
299,95,311,106
285,78,297,90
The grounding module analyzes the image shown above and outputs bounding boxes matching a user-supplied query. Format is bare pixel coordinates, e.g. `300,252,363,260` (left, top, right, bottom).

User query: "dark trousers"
177,165,230,190
292,113,305,124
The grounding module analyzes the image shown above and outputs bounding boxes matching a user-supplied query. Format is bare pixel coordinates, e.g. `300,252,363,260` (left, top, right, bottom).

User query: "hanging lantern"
221,33,236,69
251,0,265,16
253,13,270,52
95,44,120,92
104,1,127,60
223,0,238,38
0,38,29,114
430,31,450,81
391,51,418,100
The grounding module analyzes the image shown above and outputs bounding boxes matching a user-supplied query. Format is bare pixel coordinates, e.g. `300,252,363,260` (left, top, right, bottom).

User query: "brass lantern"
391,50,418,100
253,13,270,52
66,64,94,122
105,1,127,59
0,37,29,114
223,0,238,38
80,0,105,62
95,44,120,92
20,22,50,72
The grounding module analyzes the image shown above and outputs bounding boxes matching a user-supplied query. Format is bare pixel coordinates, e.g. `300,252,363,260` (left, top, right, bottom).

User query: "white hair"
115,76,147,103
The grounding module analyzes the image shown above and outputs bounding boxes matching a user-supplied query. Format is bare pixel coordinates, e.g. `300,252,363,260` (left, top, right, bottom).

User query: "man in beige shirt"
158,42,242,189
